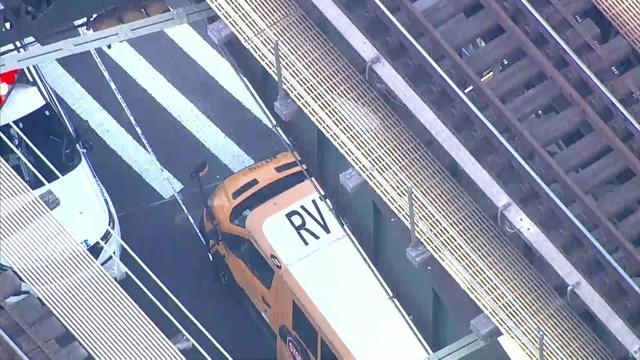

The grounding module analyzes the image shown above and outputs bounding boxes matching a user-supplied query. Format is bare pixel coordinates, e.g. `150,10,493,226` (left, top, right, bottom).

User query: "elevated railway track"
2,0,638,356
330,0,640,352
206,0,617,357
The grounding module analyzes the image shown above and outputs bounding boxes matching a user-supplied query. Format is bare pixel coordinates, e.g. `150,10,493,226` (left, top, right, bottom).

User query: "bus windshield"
230,170,307,227
0,103,81,189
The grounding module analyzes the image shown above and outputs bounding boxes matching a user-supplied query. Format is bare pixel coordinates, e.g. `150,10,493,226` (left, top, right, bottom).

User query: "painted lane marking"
103,41,254,171
164,24,270,127
39,61,184,198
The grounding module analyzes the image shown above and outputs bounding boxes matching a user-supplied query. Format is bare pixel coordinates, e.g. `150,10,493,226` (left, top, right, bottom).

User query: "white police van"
0,66,124,284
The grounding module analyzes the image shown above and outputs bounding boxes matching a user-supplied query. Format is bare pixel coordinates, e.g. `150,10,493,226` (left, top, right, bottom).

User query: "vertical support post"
405,185,429,269
273,38,299,122
408,186,417,248
275,39,284,101
536,327,545,360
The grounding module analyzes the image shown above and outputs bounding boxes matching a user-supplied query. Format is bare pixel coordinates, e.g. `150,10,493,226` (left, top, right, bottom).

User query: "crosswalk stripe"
103,42,255,172
164,25,270,127
39,61,184,199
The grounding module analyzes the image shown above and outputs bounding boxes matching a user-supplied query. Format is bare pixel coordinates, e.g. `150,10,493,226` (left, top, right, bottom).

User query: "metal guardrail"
205,0,612,358
0,327,28,360
0,2,214,72
309,0,639,356
0,158,183,359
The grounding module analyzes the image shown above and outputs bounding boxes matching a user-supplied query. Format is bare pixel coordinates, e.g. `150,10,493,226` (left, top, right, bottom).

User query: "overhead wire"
81,34,232,358
0,159,183,359
5,36,231,358
79,27,212,262
208,14,431,354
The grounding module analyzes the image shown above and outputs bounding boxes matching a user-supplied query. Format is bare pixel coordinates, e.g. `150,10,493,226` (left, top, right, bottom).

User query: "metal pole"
275,38,284,101
408,186,416,248
537,327,545,360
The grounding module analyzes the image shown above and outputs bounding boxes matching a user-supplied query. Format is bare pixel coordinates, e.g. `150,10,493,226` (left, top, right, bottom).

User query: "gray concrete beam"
0,2,214,71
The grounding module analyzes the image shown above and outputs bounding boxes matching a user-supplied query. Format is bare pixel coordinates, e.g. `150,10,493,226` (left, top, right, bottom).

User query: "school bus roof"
247,180,429,359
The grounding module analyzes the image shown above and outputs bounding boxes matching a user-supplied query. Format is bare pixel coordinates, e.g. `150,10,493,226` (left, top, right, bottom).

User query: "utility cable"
85,47,234,357
103,227,232,359
21,36,228,357
85,39,212,262
214,32,431,354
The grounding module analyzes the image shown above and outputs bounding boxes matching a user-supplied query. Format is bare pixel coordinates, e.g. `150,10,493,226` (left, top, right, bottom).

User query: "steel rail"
389,0,640,296
481,0,640,179
204,0,612,358
316,0,639,356
0,327,28,360
515,0,640,135
0,2,215,71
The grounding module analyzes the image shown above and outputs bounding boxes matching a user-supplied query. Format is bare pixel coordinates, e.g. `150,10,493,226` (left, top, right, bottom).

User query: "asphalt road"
41,14,285,359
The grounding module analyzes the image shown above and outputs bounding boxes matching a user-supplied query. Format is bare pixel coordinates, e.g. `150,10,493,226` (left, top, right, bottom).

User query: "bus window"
274,160,299,173
223,233,245,252
231,178,259,199
293,301,318,358
229,170,307,227
320,338,337,360
226,234,275,289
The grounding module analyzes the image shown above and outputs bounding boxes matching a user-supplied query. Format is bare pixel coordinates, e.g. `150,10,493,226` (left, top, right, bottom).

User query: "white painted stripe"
103,42,255,171
164,25,270,127
1,44,15,54
39,61,184,199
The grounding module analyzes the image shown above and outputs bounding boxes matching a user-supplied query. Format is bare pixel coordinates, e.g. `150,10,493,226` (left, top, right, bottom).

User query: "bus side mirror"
191,160,209,207
191,160,208,179
192,160,218,248
205,227,221,244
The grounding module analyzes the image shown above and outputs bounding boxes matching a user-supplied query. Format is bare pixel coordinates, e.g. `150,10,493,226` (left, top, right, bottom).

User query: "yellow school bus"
201,152,429,359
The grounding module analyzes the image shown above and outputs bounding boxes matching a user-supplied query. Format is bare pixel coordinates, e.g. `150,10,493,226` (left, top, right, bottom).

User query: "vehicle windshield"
230,170,307,227
0,103,81,190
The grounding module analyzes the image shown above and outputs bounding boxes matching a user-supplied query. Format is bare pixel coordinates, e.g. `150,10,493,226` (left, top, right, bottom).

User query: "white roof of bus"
261,190,429,359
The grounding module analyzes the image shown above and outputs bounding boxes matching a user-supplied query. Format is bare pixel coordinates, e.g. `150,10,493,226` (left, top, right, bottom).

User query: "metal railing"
205,0,612,358
0,158,183,359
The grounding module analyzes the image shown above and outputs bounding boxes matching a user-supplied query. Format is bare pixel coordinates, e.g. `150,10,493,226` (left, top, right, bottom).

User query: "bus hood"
34,158,111,248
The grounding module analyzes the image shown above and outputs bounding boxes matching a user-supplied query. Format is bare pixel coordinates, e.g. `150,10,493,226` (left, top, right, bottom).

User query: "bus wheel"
242,295,276,343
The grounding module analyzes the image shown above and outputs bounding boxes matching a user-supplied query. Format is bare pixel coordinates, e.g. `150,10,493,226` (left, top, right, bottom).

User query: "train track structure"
205,0,623,357
324,0,640,356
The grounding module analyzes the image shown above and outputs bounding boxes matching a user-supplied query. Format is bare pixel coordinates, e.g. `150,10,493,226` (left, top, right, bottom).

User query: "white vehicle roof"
33,160,112,248
257,185,429,359
1,81,114,249
0,84,46,125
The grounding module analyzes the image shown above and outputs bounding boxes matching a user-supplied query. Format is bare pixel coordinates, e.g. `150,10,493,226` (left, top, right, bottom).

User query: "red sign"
286,337,303,360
